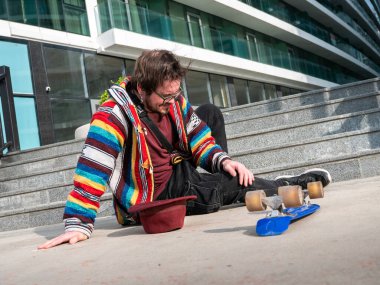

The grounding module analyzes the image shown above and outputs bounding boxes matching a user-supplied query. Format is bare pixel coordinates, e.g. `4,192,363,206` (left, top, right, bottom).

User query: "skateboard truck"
245,181,324,236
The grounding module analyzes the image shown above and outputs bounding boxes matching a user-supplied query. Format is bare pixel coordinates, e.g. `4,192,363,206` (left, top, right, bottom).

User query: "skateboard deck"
256,204,320,236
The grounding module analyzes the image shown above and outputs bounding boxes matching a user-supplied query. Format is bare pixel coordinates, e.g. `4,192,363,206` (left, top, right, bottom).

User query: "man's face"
142,79,182,115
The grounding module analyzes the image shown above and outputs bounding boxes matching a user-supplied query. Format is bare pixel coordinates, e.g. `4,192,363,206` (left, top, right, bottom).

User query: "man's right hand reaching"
37,231,88,250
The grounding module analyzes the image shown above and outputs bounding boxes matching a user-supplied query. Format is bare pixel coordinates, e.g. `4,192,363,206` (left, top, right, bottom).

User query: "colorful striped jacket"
63,84,229,237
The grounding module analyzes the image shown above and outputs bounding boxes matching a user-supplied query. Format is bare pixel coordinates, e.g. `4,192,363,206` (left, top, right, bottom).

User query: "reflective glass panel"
0,99,5,144
44,46,87,98
264,83,277,100
14,97,40,150
84,53,125,99
248,81,264,103
209,74,229,108
185,71,210,106
0,40,33,94
63,0,90,35
233,78,249,105
51,98,92,142
187,13,204,47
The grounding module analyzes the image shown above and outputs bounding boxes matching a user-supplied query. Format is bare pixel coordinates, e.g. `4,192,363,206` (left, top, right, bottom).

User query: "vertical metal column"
0,66,20,152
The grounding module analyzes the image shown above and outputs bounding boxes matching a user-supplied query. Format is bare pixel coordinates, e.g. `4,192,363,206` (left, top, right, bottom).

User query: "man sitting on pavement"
38,49,331,249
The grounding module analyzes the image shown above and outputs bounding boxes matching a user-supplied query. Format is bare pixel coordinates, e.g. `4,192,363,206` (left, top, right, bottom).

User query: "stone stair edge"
227,107,380,140
2,127,380,184
0,192,113,218
230,127,380,158
251,148,380,177
3,147,379,219
0,165,75,183
224,90,380,124
0,149,81,170
0,182,74,199
222,78,380,113
3,138,85,158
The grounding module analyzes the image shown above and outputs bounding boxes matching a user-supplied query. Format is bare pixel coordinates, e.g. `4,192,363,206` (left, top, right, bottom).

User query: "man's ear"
137,84,143,94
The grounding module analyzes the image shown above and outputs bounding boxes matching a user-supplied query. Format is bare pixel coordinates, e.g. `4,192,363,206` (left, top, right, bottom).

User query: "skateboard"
245,181,324,236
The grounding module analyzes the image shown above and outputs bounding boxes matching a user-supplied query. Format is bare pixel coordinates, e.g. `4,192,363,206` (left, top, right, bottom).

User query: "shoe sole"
275,168,332,184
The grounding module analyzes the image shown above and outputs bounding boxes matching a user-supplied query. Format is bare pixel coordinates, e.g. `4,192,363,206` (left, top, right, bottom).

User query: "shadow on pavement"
204,225,257,236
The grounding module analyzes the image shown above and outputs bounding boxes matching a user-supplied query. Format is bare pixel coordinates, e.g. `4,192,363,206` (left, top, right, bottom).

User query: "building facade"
0,0,379,151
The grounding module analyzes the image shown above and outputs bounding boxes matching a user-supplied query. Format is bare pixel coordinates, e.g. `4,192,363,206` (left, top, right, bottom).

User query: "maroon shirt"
141,112,176,199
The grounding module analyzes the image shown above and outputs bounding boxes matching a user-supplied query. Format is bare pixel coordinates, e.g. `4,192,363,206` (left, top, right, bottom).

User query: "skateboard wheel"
245,190,266,211
278,186,303,208
307,181,324,199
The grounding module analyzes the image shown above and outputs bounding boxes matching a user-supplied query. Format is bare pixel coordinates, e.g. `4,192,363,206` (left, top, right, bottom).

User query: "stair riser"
2,151,380,232
0,168,75,193
225,94,380,136
223,80,380,123
1,140,84,165
0,199,114,232
0,153,80,181
257,151,380,184
0,185,72,212
228,111,380,153
232,131,380,171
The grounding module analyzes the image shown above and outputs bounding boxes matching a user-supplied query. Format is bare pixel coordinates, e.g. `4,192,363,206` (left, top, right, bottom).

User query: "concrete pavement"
1,176,380,285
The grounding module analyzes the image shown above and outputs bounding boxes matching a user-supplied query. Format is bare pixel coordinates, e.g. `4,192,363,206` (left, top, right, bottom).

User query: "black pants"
157,104,285,211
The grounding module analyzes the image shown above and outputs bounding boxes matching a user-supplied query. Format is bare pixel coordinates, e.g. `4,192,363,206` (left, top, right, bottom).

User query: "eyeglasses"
155,87,182,104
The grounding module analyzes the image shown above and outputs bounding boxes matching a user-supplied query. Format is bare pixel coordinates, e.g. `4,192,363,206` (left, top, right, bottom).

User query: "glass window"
233,78,249,105
0,99,6,145
185,70,210,106
84,53,125,99
125,59,135,76
8,0,23,23
7,0,38,25
264,83,277,100
108,0,129,30
248,81,264,102
209,74,229,108
0,2,6,19
38,0,65,31
210,28,224,53
97,0,112,33
44,46,87,99
280,86,291,97
0,40,33,94
51,98,92,142
14,97,40,149
256,35,273,65
187,13,204,48
63,0,90,35
168,1,190,44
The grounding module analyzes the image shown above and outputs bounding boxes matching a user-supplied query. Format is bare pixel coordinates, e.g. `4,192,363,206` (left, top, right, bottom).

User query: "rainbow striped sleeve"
63,101,126,237
179,97,230,173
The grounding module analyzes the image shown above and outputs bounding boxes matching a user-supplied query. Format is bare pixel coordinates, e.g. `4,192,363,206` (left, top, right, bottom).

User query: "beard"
158,103,171,114
144,99,171,115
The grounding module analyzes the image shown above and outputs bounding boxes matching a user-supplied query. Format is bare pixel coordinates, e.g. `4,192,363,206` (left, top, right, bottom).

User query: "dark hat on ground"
128,195,197,234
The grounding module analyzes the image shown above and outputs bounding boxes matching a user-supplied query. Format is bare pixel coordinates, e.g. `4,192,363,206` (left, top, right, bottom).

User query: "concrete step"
223,77,380,123
227,108,380,153
0,151,80,181
231,128,380,171
253,148,380,184
0,193,113,232
0,139,84,165
2,148,380,232
0,184,72,212
225,92,380,136
0,166,75,194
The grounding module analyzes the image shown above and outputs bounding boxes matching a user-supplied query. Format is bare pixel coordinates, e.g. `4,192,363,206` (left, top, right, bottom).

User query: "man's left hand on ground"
221,160,255,187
